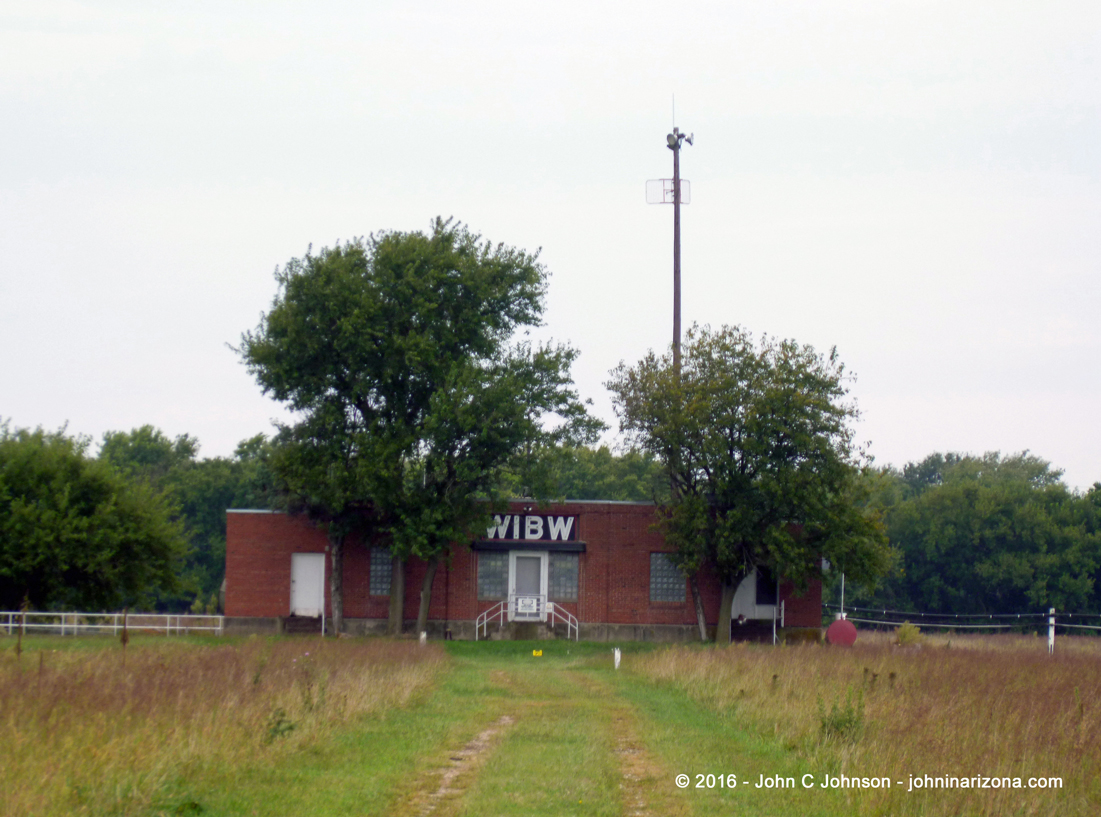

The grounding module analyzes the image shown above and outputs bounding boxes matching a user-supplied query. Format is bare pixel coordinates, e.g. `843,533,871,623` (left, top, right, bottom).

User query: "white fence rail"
824,603,1101,654
2,611,224,637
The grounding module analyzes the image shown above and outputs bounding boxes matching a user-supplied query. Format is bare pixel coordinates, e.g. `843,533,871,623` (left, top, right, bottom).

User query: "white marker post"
1048,608,1055,655
614,647,621,670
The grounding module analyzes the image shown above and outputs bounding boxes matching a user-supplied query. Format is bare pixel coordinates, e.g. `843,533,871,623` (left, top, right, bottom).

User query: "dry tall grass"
634,633,1101,816
0,636,446,817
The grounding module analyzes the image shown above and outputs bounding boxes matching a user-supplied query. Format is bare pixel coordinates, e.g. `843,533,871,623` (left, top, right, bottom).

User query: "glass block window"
548,553,578,601
478,552,508,600
650,552,685,602
369,547,392,596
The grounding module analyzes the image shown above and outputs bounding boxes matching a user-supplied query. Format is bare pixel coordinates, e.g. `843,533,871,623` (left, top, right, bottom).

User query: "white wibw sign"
484,514,576,541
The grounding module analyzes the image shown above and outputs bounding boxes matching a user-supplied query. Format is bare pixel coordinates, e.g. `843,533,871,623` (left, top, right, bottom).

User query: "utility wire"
824,604,1049,619
844,617,1019,630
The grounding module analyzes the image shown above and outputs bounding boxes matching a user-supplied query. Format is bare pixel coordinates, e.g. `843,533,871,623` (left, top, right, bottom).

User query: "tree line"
0,423,273,612
843,452,1101,615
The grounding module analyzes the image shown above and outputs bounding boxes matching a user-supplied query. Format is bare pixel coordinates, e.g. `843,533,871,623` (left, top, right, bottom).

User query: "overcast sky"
3,2,1099,489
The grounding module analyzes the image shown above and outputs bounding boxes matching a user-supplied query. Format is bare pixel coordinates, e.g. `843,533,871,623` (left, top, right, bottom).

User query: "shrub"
264,707,296,744
817,686,864,743
894,620,924,646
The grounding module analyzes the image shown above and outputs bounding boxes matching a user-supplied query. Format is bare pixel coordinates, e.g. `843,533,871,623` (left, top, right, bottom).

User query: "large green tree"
99,425,199,483
99,426,275,611
0,424,186,610
854,452,1101,614
239,218,598,634
608,325,892,642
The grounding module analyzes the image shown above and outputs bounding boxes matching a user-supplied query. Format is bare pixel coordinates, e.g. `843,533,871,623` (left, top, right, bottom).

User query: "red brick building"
225,500,822,641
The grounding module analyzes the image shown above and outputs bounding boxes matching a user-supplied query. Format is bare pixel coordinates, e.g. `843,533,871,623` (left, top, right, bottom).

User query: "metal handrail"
474,597,579,641
547,602,578,641
475,601,508,640
2,611,224,637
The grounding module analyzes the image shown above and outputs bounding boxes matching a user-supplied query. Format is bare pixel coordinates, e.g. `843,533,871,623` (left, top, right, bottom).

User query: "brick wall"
779,579,823,628
226,502,818,629
225,510,329,618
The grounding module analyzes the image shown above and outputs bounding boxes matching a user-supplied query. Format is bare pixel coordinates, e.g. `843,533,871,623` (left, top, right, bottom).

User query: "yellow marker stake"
533,649,542,657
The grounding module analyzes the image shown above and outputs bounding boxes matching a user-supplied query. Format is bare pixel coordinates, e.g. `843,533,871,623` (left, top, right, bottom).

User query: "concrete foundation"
220,616,819,644
222,616,282,635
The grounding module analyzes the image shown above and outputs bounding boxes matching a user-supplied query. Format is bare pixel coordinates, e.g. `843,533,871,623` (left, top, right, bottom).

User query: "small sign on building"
516,597,539,614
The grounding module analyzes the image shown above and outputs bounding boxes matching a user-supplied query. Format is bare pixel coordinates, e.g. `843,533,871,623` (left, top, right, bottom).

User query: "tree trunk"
416,556,440,637
388,556,405,635
689,575,709,642
717,581,737,645
328,528,344,635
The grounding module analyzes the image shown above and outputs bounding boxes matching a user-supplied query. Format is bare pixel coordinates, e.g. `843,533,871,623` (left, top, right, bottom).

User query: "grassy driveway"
184,639,824,817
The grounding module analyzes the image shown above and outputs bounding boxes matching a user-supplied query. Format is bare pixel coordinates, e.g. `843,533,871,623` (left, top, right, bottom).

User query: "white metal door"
508,551,547,622
291,553,325,617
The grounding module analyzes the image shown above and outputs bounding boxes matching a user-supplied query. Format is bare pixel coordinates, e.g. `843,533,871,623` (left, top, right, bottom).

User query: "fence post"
1048,608,1055,655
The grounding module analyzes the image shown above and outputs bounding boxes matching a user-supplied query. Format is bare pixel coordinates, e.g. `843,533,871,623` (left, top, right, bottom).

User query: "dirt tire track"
388,664,687,817
392,713,517,817
568,670,689,817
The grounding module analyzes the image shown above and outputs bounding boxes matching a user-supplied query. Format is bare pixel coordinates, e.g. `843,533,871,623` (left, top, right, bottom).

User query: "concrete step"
282,615,323,635
486,620,568,641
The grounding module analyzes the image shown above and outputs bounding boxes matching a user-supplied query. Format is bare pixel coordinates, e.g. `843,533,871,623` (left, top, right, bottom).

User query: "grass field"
2,630,1098,816
634,632,1101,816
